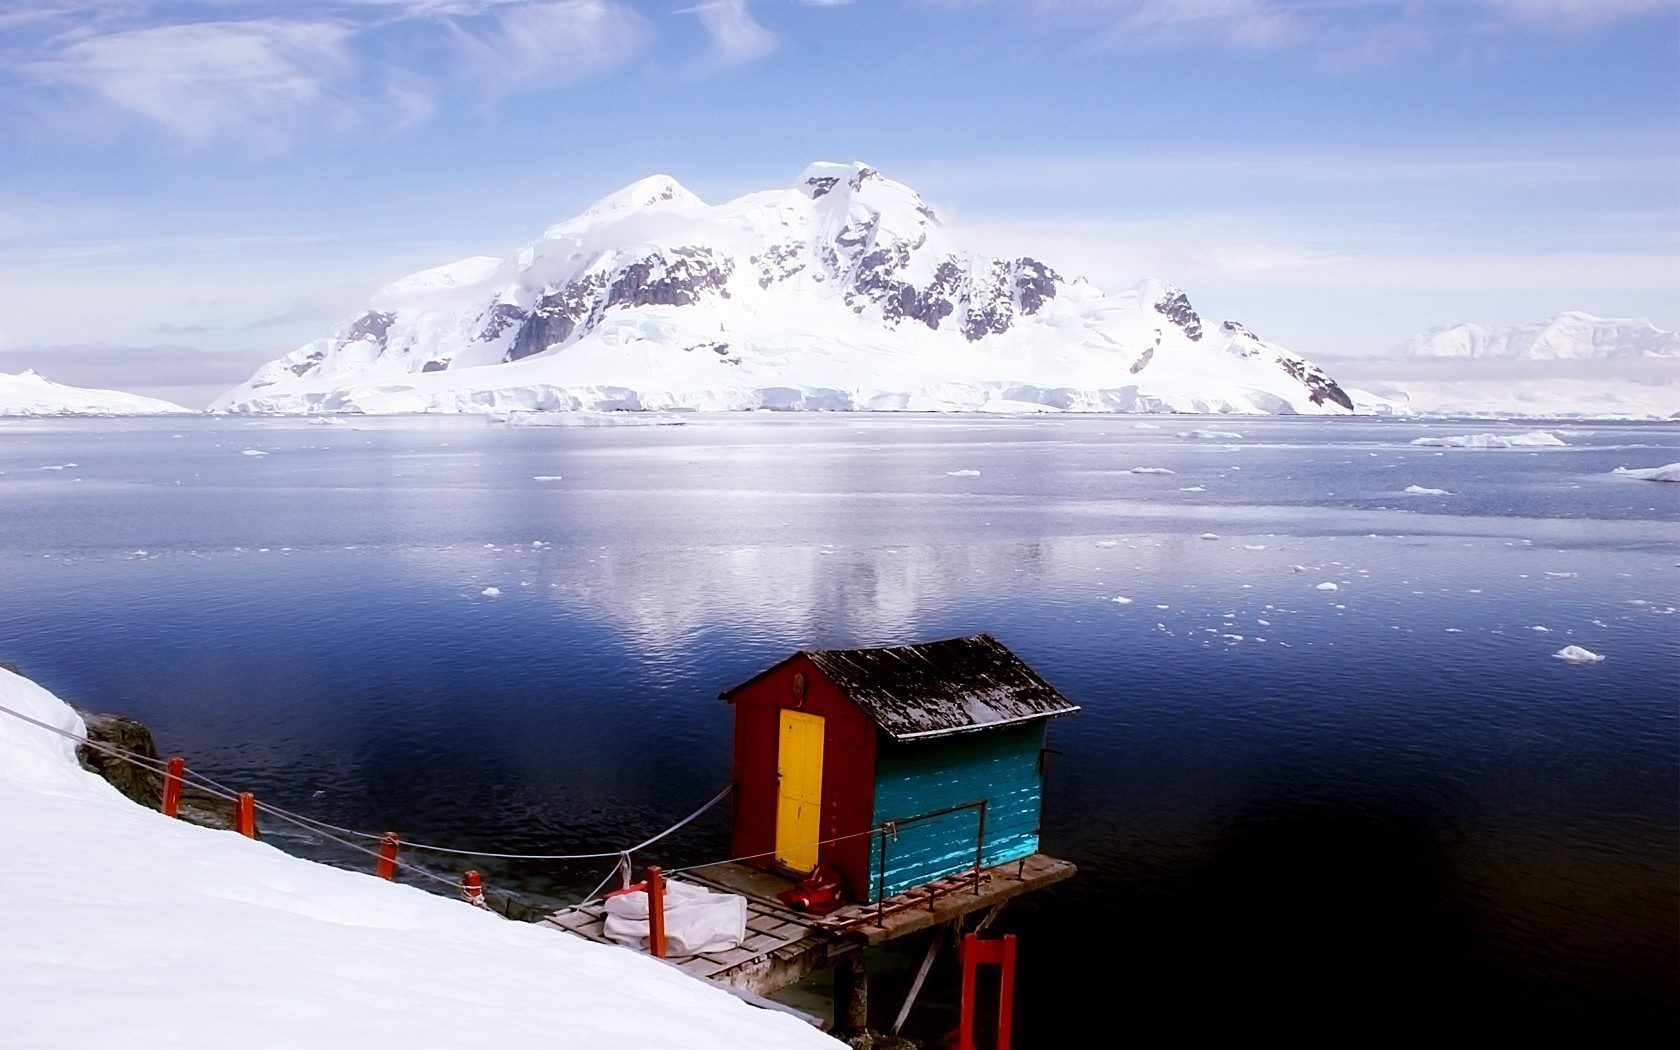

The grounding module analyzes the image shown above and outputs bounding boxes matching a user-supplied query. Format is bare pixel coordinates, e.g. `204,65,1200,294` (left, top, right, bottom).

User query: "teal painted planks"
866,722,1046,900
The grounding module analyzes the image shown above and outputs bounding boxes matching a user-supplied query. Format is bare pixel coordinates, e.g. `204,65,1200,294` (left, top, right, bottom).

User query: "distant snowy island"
214,162,1383,417
1395,312,1680,361
0,369,191,417
1325,312,1680,420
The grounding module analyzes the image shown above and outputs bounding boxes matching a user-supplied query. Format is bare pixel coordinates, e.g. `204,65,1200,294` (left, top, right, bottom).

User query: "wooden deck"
539,853,1075,999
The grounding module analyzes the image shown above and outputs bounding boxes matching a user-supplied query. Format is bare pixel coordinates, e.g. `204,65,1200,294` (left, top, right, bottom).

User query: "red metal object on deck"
646,866,667,959
376,833,400,879
461,870,486,907
957,933,1017,1050
161,756,184,818
233,792,257,838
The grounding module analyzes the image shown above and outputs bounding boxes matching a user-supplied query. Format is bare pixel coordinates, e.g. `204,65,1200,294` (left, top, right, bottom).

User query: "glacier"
214,162,1373,417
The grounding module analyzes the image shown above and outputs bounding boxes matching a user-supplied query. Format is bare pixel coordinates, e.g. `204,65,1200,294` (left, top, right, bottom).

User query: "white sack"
604,880,747,956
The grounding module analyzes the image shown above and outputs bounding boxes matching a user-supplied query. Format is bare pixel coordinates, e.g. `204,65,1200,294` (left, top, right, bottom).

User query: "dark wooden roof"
724,635,1079,742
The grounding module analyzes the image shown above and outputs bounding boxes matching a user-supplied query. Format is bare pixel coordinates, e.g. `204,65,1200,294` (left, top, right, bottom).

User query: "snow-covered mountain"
215,162,1363,416
1,369,193,416
1395,312,1680,360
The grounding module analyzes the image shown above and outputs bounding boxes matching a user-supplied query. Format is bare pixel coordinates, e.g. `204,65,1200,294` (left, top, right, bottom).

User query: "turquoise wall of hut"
866,721,1047,900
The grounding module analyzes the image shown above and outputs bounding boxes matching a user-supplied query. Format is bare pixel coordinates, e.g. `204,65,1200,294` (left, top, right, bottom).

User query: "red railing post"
958,933,1018,1050
233,792,257,838
646,865,667,959
461,870,486,908
376,833,400,879
161,756,184,818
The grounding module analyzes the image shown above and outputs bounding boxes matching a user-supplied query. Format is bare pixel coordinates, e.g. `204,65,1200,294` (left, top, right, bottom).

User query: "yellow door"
775,709,825,873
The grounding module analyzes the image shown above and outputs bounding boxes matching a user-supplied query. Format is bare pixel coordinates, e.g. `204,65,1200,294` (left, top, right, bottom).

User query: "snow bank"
0,667,830,1049
1410,431,1566,449
1611,462,1680,482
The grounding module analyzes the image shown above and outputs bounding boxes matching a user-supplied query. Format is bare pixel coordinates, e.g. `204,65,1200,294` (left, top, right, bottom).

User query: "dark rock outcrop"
71,707,163,808
1155,288,1203,342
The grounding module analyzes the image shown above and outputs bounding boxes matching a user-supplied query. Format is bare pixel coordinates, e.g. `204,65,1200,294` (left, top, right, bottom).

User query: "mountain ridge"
1394,312,1680,361
215,162,1370,416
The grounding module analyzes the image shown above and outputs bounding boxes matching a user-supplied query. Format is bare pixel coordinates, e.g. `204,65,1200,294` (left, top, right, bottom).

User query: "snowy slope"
1,369,193,416
1395,312,1680,360
0,667,832,1049
215,163,1362,416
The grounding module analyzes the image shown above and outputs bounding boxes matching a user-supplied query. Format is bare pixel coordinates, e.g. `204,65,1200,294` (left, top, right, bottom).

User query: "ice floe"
1610,462,1680,482
481,587,502,597
1110,596,1133,604
241,449,268,457
946,469,981,477
1126,467,1175,475
1552,645,1605,663
1316,582,1339,592
1410,431,1566,449
1403,485,1452,495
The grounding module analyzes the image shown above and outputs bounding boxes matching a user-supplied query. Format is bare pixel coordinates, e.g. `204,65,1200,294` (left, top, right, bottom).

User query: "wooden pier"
540,853,1074,1027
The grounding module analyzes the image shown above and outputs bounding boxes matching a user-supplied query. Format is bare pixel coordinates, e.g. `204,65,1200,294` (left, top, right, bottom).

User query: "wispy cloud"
1012,0,1679,61
685,0,777,65
439,1,653,92
27,20,357,147
7,1,654,148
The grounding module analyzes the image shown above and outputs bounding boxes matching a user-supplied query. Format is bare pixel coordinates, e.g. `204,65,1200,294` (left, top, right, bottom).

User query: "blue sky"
1,0,1676,400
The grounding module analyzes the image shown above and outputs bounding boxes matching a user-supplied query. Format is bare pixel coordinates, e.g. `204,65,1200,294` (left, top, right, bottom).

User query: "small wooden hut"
720,634,1078,904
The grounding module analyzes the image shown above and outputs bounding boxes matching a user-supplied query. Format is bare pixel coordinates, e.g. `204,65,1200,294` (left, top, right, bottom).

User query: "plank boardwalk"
539,853,1075,999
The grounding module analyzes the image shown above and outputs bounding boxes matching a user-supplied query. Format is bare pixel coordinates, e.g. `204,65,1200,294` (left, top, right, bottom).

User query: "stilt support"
832,951,868,1036
958,933,1016,1050
891,926,944,1036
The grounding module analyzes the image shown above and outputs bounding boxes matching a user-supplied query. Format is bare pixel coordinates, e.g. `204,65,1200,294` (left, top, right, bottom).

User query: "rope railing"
0,699,998,923
0,700,730,898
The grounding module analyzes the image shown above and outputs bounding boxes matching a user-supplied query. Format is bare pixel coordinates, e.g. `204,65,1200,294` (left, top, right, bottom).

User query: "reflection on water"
0,414,1675,1042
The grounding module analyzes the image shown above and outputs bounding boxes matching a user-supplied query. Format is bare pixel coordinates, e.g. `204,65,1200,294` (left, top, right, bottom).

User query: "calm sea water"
1,414,1675,1043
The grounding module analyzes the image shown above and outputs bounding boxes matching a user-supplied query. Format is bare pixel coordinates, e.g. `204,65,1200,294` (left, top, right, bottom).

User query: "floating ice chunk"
1179,486,1205,492
1544,571,1576,578
1316,582,1338,592
1411,431,1565,449
241,449,268,457
1243,544,1267,550
1403,485,1452,495
1199,533,1218,540
1132,422,1159,429
481,587,501,597
1110,596,1133,604
1181,429,1243,440
1256,618,1270,626
1126,466,1175,475
1223,634,1244,642
1531,625,1551,632
1611,462,1680,482
1156,604,1170,610
1552,645,1604,663
946,469,981,477
532,475,564,481
1094,540,1119,548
